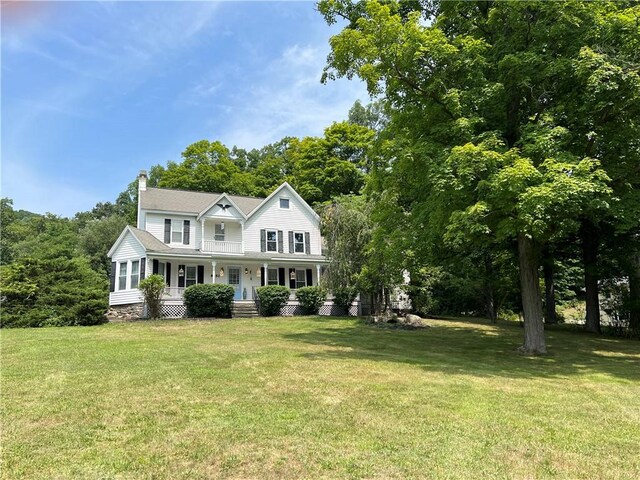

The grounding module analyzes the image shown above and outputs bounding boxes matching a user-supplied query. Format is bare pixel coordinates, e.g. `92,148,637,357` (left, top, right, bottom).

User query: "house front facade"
108,171,328,316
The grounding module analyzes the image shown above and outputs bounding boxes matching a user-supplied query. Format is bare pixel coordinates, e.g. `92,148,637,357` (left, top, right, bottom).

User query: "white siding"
110,290,143,305
113,232,146,260
244,189,321,254
110,231,147,306
203,220,242,244
145,213,199,248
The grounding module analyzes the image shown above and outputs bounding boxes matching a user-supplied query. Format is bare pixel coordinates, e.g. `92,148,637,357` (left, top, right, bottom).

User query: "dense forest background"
2,2,638,351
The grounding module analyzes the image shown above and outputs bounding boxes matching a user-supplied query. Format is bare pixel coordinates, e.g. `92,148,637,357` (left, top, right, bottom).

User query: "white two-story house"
108,171,328,316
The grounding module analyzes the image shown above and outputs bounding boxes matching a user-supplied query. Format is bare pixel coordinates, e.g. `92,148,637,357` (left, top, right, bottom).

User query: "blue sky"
1,1,367,217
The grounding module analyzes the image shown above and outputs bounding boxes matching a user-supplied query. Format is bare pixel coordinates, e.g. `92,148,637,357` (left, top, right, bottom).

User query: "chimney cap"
139,170,148,178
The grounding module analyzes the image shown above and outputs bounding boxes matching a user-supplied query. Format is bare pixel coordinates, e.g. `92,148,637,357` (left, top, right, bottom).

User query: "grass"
1,316,639,479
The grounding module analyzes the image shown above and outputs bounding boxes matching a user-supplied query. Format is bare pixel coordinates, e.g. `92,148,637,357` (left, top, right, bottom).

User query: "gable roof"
140,187,263,216
196,192,247,221
246,182,319,221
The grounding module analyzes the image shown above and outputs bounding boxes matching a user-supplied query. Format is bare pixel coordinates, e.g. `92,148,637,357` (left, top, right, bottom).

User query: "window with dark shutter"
153,259,159,274
166,263,172,286
304,232,311,255
278,268,285,286
260,229,266,252
277,230,284,253
197,265,204,284
183,220,190,245
260,267,265,286
109,262,116,292
140,258,146,280
164,219,171,243
306,269,313,287
288,231,294,253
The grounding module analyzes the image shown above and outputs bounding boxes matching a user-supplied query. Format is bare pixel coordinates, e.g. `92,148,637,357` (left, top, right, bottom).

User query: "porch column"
201,218,205,251
316,264,322,286
263,263,268,286
211,260,216,284
240,220,245,253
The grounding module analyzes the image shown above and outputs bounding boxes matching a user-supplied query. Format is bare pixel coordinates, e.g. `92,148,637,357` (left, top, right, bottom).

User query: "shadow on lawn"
282,317,640,381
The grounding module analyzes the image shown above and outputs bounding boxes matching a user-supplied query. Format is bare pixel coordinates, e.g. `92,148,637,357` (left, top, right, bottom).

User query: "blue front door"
228,267,242,300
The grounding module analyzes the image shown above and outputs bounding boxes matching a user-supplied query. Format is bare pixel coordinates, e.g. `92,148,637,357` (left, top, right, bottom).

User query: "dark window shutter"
289,268,296,289
304,232,311,255
260,267,265,286
197,265,204,284
166,262,171,287
140,258,146,280
288,231,294,253
260,229,266,252
109,262,116,292
306,269,313,287
178,264,185,288
277,230,284,253
164,219,171,243
153,259,159,274
183,220,190,245
278,267,285,286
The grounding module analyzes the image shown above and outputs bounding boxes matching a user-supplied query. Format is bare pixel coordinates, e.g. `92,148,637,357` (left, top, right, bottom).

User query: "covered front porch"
151,256,325,302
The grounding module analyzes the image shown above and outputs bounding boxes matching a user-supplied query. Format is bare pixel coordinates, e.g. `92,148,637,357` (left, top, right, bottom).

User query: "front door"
228,267,242,300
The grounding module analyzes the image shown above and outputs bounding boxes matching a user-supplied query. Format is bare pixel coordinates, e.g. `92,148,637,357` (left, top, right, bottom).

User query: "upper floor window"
215,223,225,241
172,220,183,243
279,198,290,209
266,230,277,252
164,219,190,244
118,262,127,290
130,260,140,289
294,232,305,253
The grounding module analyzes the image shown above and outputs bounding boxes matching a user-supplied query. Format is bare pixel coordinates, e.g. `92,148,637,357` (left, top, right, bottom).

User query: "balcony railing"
202,240,243,254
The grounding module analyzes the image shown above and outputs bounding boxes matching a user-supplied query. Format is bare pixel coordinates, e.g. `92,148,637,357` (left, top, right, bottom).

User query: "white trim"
196,193,247,221
108,226,147,258
293,231,305,254
246,182,319,221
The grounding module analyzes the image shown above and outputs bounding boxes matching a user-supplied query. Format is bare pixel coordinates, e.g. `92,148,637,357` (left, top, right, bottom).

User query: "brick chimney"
138,170,147,192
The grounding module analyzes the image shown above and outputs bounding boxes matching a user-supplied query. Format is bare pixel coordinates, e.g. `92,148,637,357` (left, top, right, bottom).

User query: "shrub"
333,286,358,314
138,275,166,319
257,285,290,316
183,283,234,318
0,257,108,328
296,286,327,315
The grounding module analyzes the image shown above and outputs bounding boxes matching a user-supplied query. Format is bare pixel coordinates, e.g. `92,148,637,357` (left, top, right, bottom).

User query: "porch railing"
202,240,243,254
164,287,185,299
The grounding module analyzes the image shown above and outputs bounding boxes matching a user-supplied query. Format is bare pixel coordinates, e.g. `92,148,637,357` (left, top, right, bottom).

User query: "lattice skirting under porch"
143,301,359,318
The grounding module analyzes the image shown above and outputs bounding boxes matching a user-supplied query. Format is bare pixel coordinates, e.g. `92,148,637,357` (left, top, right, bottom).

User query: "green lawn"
1,317,639,479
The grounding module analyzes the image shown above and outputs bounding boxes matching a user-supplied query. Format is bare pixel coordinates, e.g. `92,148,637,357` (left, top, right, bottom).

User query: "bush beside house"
138,275,166,319
183,283,235,318
296,286,326,315
257,285,290,316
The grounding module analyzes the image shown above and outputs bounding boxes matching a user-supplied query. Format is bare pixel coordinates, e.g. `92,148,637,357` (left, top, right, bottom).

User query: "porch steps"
232,301,259,318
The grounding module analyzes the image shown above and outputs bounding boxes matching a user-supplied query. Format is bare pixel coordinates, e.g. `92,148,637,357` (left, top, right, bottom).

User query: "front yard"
1,317,639,479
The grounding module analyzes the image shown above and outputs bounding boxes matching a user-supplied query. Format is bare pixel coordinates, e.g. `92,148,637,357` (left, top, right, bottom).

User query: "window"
130,260,139,289
296,269,306,289
266,230,277,252
279,198,290,209
171,220,183,243
294,232,305,253
267,268,279,285
118,262,127,290
157,262,165,278
186,266,197,287
215,223,225,241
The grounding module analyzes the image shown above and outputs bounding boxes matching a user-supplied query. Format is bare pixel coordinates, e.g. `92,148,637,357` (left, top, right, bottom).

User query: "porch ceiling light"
220,222,225,230
290,270,296,280
245,268,249,275
178,267,185,277
219,267,225,277
256,268,261,278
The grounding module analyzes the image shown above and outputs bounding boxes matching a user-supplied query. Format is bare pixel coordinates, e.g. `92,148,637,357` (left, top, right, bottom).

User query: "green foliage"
138,275,166,319
256,285,290,316
296,286,327,315
77,215,129,278
0,257,108,328
183,284,235,318
333,285,358,314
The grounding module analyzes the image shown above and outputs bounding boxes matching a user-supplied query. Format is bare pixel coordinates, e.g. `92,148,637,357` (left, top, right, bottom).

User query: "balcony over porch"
201,240,243,254
200,218,244,254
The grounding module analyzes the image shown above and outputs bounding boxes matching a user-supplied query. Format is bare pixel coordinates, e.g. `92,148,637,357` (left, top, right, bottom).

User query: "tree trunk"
542,252,557,324
629,251,640,336
517,233,547,354
484,255,497,323
581,221,601,333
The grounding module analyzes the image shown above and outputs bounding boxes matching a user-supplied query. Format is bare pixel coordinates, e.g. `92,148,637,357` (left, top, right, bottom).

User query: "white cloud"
217,43,368,149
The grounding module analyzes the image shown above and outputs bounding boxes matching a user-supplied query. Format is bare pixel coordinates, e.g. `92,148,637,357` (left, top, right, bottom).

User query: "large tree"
319,0,637,353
